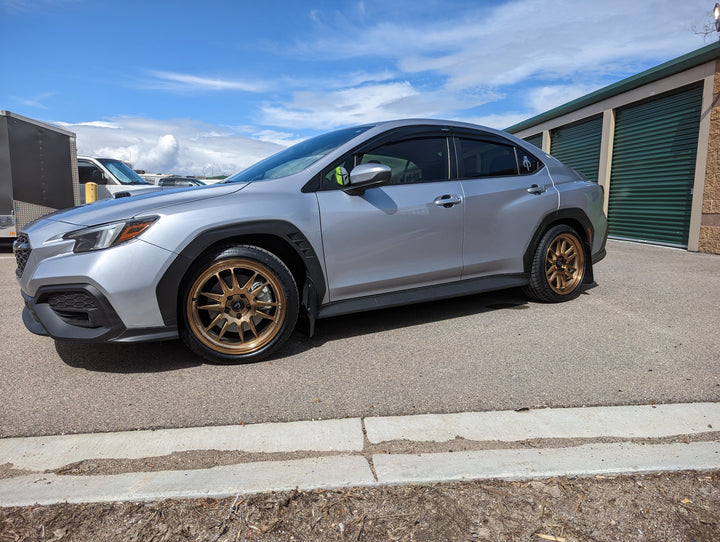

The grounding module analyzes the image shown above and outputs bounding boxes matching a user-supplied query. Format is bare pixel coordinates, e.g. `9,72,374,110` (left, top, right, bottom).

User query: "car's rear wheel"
525,225,586,302
181,245,298,364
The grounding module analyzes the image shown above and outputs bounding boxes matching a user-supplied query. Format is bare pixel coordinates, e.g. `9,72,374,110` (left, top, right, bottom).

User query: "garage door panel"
608,83,702,247
550,115,603,183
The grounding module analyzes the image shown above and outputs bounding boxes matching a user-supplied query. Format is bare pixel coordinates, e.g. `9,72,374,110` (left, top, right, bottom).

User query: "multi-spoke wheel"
525,225,586,302
181,246,298,363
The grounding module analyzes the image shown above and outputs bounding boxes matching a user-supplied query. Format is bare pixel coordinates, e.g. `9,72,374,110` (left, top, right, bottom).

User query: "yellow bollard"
85,182,97,203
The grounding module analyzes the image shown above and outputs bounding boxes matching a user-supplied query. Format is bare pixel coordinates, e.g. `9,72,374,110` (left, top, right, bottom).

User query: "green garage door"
608,83,703,247
524,133,543,150
550,115,603,183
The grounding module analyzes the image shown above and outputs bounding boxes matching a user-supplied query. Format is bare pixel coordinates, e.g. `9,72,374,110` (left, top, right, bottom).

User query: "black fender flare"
524,209,597,284
155,220,326,327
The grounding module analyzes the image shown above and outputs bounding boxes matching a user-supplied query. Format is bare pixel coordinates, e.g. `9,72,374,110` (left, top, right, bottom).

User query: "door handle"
527,184,547,195
434,194,463,208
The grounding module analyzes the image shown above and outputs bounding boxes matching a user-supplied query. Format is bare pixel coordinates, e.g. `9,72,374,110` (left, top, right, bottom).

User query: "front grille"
13,233,31,278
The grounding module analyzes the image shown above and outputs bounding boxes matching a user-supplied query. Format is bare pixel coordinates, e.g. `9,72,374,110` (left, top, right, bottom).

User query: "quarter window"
517,150,542,174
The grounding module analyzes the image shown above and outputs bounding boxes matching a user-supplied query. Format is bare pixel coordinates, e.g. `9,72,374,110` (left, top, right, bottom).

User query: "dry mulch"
1,471,719,541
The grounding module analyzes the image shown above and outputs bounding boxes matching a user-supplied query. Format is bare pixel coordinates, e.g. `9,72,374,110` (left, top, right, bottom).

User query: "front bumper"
21,284,178,343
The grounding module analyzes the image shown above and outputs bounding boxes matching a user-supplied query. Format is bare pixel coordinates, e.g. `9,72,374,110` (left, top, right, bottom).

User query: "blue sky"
1,0,716,175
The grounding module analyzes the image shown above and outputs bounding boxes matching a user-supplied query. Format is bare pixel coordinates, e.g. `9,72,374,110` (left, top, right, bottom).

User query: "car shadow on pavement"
54,339,203,373
294,283,596,352
281,284,594,356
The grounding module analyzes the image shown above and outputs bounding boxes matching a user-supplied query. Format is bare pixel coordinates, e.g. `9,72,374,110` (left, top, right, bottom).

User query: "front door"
316,134,464,301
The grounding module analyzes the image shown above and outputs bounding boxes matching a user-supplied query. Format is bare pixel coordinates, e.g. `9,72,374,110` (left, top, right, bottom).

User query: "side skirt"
317,274,530,319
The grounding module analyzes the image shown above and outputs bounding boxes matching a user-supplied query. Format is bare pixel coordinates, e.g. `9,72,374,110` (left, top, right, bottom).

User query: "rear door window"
456,138,542,178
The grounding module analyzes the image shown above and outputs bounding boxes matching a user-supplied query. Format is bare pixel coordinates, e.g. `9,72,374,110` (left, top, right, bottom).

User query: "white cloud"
142,134,180,173
12,91,55,109
246,0,710,133
142,70,270,93
460,112,535,131
251,129,306,146
261,82,420,129
105,0,710,138
459,83,601,130
303,0,709,91
60,117,284,176
261,81,501,129
527,84,600,113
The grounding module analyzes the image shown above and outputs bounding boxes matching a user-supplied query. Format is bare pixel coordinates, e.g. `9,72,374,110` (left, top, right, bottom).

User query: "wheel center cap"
230,299,245,312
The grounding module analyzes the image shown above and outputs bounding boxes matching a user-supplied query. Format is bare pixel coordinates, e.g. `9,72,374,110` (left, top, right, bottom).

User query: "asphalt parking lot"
0,239,719,438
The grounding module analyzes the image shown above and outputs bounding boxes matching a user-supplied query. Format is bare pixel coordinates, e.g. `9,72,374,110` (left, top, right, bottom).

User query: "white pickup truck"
77,156,164,203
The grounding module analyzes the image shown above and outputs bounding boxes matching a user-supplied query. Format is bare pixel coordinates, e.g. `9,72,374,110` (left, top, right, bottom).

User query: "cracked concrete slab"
363,403,720,444
0,418,364,471
372,441,720,484
0,455,376,507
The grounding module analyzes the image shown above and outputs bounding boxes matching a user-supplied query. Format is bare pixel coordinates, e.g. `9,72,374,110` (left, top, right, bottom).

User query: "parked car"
13,119,607,364
77,156,163,202
158,176,205,187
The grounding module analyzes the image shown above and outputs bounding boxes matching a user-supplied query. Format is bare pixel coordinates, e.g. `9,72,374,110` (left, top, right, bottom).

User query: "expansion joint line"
360,417,378,482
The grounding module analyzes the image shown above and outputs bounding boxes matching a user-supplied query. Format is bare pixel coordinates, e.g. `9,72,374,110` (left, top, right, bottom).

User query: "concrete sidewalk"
1,403,719,507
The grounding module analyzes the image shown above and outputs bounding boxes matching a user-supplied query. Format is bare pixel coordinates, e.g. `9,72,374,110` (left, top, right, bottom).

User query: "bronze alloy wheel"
544,232,585,295
186,258,287,356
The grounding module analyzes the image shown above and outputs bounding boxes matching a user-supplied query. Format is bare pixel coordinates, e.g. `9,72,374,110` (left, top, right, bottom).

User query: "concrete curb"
372,441,720,484
0,456,376,507
0,418,364,471
2,441,719,507
1,403,719,507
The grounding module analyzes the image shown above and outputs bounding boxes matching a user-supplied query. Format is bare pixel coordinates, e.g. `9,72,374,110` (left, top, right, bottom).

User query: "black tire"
524,224,586,303
180,245,298,364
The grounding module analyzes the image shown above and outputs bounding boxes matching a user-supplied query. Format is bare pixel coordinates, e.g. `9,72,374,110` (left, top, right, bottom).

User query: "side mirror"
343,163,391,196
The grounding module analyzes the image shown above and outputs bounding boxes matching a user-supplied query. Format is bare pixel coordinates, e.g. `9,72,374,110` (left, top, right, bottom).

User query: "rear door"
316,129,464,301
455,134,559,278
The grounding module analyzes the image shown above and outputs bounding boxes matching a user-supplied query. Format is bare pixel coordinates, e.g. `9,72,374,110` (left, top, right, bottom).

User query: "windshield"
224,125,374,183
99,159,151,185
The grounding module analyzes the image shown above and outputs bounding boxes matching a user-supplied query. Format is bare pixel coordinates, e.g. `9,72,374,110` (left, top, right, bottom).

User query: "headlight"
64,216,158,253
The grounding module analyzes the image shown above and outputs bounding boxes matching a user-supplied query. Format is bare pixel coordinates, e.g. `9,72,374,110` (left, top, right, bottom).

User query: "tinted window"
360,137,449,185
457,138,543,178
457,138,518,178
319,136,450,190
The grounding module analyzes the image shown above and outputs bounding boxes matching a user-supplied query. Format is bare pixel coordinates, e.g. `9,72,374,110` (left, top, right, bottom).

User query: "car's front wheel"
525,224,586,302
180,245,298,364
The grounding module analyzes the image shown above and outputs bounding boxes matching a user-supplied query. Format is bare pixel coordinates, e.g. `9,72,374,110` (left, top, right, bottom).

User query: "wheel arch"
524,209,596,284
155,221,326,328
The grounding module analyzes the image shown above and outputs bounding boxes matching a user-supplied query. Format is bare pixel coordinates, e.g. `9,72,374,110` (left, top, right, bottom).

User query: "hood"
37,182,249,228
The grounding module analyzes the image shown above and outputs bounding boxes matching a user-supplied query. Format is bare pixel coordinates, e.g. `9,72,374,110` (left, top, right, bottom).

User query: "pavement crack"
360,417,379,482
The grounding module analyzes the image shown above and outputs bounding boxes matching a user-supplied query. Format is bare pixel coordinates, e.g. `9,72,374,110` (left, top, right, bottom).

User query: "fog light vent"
48,292,99,310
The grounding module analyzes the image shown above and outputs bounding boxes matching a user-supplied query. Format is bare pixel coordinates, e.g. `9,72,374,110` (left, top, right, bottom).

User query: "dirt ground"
1,471,718,541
